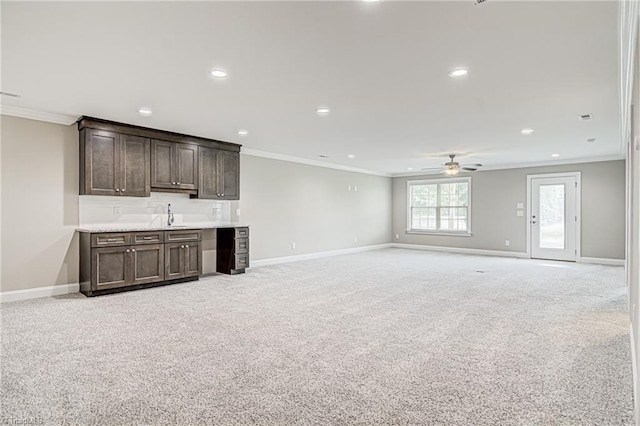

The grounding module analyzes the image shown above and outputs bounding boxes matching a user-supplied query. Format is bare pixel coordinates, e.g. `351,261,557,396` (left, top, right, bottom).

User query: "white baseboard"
251,243,393,267
0,283,79,303
580,257,625,266
391,243,529,259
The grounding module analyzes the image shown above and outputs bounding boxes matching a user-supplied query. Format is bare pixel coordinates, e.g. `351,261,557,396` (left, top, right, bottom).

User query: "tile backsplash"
79,193,240,227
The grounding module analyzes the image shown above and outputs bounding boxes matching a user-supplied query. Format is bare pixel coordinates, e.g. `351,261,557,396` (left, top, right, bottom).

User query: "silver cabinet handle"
132,249,136,252
185,245,189,248
177,182,180,185
181,245,185,248
116,188,120,192
106,238,118,242
121,189,125,192
172,182,176,185
126,249,130,253
142,236,153,240
221,193,224,197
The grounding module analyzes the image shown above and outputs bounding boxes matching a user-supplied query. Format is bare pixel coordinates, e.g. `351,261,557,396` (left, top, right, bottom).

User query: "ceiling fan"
421,154,483,176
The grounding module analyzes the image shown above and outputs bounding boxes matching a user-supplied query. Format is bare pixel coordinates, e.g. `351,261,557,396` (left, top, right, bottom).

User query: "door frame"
526,171,581,261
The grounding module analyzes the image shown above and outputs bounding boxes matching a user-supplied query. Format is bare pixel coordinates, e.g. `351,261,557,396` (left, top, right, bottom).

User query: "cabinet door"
184,242,202,278
131,244,165,285
165,242,185,280
176,144,198,190
83,129,120,196
92,246,131,290
151,140,175,189
120,135,150,197
197,146,219,199
218,151,240,200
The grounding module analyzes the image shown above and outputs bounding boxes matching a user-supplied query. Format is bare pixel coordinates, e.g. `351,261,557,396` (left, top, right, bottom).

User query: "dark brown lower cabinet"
92,246,129,291
90,244,165,292
131,244,165,285
217,227,249,275
165,242,202,280
80,230,201,296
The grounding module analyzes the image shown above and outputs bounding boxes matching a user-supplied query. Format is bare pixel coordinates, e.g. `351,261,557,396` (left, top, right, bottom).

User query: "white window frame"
406,177,472,236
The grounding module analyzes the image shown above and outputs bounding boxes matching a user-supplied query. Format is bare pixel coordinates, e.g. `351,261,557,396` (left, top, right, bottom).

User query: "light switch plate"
516,203,524,209
517,210,524,217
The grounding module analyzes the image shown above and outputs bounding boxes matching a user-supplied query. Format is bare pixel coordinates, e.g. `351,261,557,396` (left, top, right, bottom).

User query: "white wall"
1,115,79,292
392,160,626,260
239,154,392,261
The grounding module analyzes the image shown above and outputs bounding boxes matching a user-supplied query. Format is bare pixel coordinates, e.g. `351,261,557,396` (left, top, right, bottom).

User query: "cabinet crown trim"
77,116,241,152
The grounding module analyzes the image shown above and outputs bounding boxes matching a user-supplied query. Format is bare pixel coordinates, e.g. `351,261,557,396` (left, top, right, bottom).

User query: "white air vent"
579,113,592,121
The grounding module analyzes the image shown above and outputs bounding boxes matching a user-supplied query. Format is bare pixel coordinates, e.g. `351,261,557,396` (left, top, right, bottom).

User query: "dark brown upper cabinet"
79,128,150,197
78,116,241,198
151,140,198,193
198,146,240,200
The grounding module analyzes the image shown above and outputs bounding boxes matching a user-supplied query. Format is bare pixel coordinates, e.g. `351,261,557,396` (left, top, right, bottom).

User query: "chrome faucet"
167,203,175,226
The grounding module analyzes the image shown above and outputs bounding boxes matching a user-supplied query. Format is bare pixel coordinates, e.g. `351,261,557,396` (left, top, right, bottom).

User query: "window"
407,177,471,234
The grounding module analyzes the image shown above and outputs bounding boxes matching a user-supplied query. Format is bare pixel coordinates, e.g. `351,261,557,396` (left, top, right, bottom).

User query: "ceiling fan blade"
461,167,478,171
462,163,483,167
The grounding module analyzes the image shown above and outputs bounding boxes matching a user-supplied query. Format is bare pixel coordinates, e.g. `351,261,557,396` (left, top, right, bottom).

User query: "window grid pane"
410,181,469,232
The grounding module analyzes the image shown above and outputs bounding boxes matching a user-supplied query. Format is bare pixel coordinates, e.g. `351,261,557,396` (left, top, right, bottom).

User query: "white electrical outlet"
354,185,358,192
348,185,351,191
354,236,358,243
395,233,400,239
516,202,524,209
517,211,524,217
505,240,510,246
113,206,121,216
291,242,296,249
236,208,241,217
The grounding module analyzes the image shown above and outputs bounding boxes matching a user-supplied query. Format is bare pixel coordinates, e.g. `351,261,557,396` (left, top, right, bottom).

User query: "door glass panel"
539,184,565,249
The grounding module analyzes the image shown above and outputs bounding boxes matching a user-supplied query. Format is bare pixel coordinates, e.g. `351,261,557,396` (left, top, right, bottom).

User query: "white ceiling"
1,1,621,176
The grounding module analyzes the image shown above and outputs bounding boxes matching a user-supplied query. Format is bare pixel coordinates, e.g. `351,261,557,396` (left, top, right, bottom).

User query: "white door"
530,175,578,261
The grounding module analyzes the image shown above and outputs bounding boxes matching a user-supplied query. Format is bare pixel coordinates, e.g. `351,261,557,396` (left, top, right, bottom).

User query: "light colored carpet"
0,248,633,425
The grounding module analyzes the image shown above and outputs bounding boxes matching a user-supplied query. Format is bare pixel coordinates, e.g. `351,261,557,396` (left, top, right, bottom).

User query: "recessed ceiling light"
448,68,468,78
211,69,227,78
316,106,330,115
347,154,355,159
407,167,413,171
138,107,152,117
551,153,560,158
362,0,380,2
586,138,597,143
521,128,535,136
237,129,249,136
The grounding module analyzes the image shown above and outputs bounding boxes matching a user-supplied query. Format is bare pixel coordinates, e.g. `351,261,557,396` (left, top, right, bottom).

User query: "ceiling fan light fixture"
444,166,460,176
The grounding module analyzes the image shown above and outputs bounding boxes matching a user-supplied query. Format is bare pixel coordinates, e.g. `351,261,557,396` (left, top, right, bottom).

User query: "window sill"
406,230,472,237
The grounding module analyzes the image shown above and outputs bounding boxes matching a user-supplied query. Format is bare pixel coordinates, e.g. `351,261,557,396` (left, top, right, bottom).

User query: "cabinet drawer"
235,227,249,238
165,230,201,242
132,231,164,245
91,233,130,248
235,238,249,254
235,253,249,269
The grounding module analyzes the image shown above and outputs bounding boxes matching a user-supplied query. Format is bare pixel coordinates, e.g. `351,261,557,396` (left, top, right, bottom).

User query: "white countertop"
77,223,249,233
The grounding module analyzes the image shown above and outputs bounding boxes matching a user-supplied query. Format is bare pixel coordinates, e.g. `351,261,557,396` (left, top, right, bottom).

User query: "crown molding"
0,105,78,126
392,154,626,177
241,148,391,177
